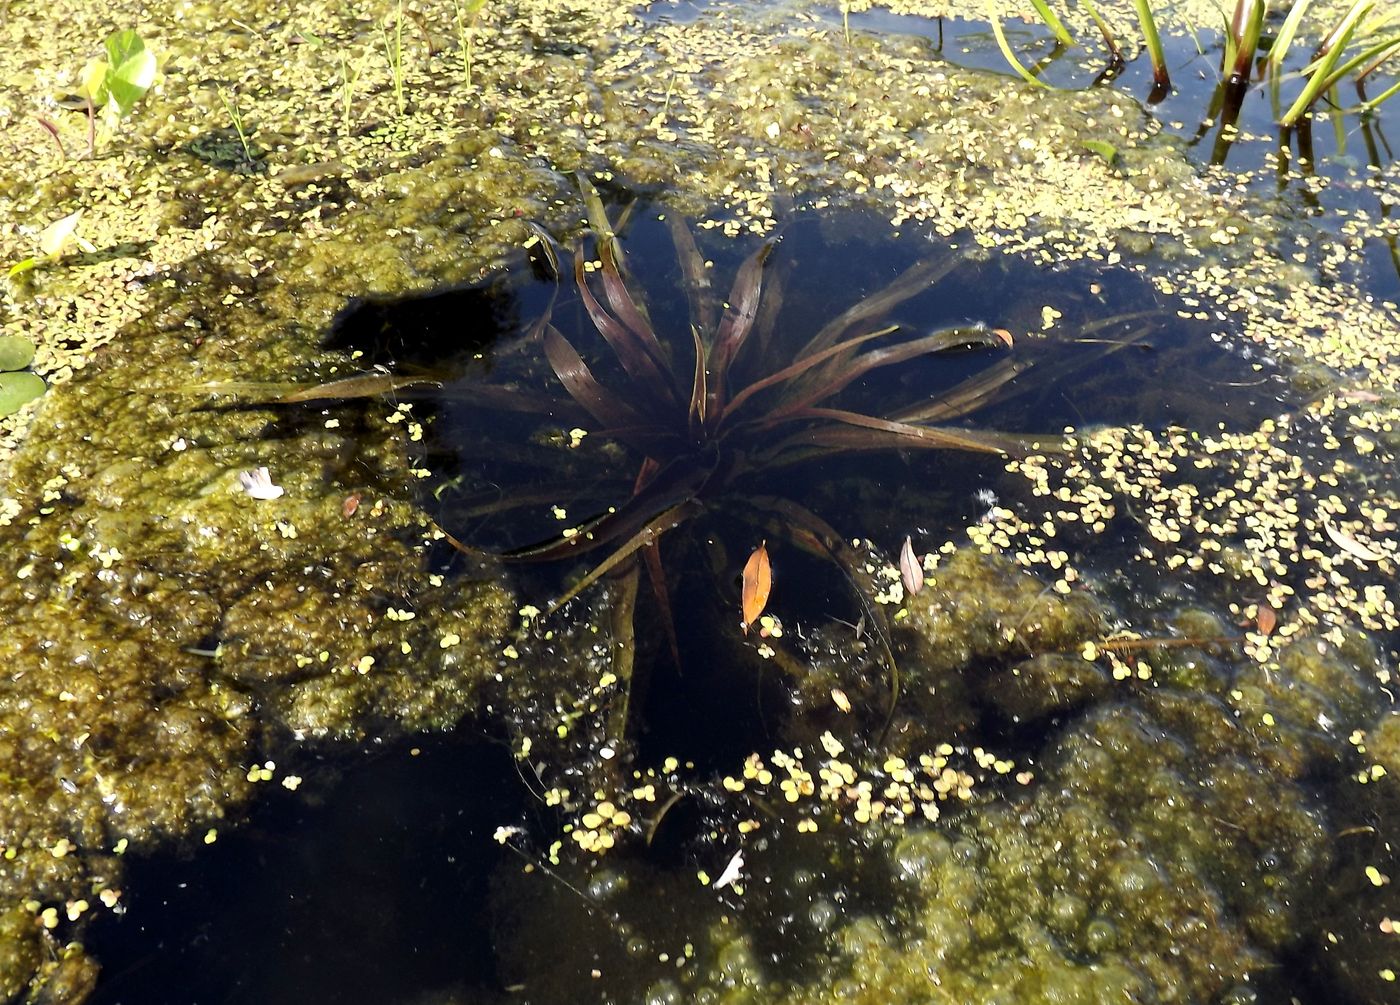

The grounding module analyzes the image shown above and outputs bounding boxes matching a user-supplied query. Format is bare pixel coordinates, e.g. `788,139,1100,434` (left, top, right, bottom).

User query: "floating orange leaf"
899,535,924,596
741,541,771,633
1256,602,1276,637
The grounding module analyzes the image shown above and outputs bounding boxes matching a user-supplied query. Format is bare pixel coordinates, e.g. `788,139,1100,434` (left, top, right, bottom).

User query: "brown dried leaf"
741,541,772,633
899,535,924,596
1256,602,1276,636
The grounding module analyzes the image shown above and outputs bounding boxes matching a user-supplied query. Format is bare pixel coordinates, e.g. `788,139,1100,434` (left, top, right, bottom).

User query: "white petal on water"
238,466,285,500
713,849,744,890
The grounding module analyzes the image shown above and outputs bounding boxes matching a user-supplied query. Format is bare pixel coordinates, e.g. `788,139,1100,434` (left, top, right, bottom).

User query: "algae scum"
1,0,1398,1003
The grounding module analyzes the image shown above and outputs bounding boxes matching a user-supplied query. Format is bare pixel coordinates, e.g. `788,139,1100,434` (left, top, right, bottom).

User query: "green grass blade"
1317,0,1374,58
1360,76,1400,112
1268,0,1315,71
1030,0,1075,46
988,3,1050,88
1078,0,1122,61
1323,34,1400,89
1133,0,1170,88
1281,0,1372,125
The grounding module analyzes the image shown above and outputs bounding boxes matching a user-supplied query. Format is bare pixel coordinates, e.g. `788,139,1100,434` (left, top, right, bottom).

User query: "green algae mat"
0,1,1398,1003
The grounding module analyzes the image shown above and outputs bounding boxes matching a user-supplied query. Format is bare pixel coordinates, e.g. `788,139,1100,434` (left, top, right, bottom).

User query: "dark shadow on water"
85,736,521,1005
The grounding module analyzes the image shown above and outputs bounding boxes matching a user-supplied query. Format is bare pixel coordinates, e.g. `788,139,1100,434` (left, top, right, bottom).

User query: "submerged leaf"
794,252,969,396
544,500,702,614
791,407,1016,455
666,214,718,334
572,247,674,402
899,535,924,596
723,325,896,421
774,324,1011,419
278,372,440,403
1324,519,1388,562
688,324,707,434
706,238,778,426
741,541,771,633
542,325,649,434
511,458,711,562
578,175,668,368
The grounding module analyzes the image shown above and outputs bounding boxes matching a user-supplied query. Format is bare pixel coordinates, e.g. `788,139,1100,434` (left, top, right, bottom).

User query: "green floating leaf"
103,30,157,117
79,57,110,108
1082,139,1120,164
0,372,46,417
0,336,37,372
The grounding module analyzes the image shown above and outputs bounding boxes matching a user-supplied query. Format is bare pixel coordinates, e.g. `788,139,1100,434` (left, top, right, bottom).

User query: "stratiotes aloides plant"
285,177,1046,745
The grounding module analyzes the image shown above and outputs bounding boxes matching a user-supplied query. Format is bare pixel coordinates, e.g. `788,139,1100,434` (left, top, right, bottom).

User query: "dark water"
88,737,520,1005
337,205,1283,762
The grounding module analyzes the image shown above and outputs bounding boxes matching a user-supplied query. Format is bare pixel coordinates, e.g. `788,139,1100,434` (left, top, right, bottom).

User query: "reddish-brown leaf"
542,325,647,433
342,492,362,518
741,541,772,633
1256,603,1277,636
571,248,673,400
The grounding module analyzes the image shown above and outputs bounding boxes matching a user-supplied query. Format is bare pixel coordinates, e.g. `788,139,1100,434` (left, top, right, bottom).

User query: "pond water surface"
60,4,1400,1005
